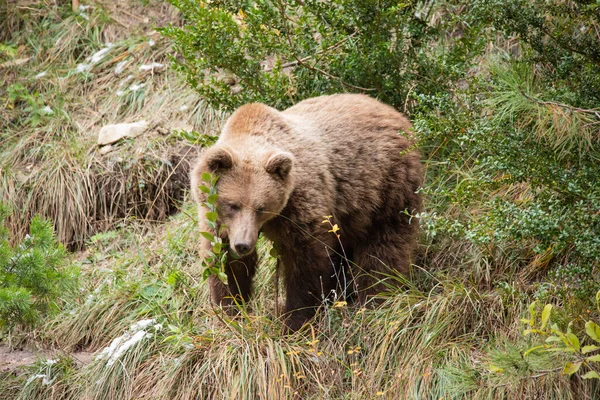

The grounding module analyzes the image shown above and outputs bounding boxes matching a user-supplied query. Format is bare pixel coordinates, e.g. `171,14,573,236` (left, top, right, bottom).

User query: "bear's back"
282,94,412,142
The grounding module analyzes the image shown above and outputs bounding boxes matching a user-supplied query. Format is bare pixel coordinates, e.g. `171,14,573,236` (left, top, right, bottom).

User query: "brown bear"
190,93,422,332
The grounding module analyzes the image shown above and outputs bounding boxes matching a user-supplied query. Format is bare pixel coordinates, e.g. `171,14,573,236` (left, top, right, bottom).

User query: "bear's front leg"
280,238,339,333
209,250,258,311
210,255,258,310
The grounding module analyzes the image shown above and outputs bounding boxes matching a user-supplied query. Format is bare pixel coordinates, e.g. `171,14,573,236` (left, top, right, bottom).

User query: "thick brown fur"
190,94,423,332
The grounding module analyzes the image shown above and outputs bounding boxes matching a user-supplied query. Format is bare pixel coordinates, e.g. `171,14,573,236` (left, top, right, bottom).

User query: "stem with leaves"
197,172,228,284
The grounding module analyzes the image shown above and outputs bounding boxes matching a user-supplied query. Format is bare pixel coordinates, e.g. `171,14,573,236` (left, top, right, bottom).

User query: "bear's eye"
256,207,265,213
225,203,240,212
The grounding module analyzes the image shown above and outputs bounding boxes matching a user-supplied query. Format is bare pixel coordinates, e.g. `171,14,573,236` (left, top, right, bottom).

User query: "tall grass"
0,1,225,249
1,209,591,399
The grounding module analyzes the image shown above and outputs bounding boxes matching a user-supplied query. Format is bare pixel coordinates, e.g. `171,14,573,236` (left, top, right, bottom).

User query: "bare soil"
0,345,95,373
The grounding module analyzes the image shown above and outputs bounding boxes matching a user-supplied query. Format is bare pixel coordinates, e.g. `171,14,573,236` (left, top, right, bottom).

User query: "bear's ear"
205,147,235,173
265,151,294,180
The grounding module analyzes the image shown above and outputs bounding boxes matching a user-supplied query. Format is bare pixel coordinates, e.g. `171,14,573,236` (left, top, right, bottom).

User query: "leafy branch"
196,172,228,284
491,297,600,380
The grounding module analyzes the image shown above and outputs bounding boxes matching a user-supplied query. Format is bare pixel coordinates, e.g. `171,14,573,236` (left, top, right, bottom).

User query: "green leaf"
563,361,582,375
523,329,545,336
201,172,212,183
546,336,562,343
528,301,537,327
586,354,600,362
200,231,214,241
523,345,546,357
212,242,222,254
163,335,178,342
567,333,580,351
202,268,211,280
586,321,600,343
167,324,181,334
546,347,576,352
166,271,179,286
583,345,600,354
582,371,600,379
199,185,210,194
520,318,531,325
208,193,219,204
489,364,504,373
206,211,218,223
217,271,228,284
541,304,552,329
269,247,279,258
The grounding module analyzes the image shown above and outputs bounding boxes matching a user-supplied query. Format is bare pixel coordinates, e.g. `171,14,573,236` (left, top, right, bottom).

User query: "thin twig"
263,34,356,72
274,0,375,92
518,87,600,119
491,367,563,388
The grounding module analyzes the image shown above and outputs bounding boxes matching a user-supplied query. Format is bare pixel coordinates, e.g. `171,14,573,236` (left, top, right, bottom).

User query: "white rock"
114,60,128,75
40,106,54,115
87,44,113,64
129,82,146,92
76,63,89,73
130,319,156,332
99,145,114,155
139,62,164,71
97,120,149,145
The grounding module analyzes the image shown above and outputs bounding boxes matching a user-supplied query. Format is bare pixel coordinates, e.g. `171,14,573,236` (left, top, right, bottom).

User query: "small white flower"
35,71,47,79
148,39,156,47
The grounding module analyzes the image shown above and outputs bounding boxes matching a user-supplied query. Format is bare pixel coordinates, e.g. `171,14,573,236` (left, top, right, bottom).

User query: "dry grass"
2,2,599,399
0,210,589,400
0,0,226,249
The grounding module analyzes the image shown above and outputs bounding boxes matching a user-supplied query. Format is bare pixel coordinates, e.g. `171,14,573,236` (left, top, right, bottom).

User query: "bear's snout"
233,241,252,256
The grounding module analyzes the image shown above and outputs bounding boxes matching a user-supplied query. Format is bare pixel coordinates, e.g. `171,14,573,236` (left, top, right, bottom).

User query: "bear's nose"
234,242,252,255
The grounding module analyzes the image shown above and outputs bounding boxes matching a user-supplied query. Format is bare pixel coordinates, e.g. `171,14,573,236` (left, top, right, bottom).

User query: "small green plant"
491,297,600,380
171,129,219,147
7,83,56,127
196,172,228,283
0,204,78,332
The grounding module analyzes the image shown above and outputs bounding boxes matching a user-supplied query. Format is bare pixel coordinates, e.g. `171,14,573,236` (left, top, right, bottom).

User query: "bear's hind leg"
210,251,258,311
352,219,417,303
280,240,339,333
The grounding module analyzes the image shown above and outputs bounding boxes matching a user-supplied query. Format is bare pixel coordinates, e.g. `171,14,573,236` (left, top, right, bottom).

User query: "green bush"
160,0,460,111
0,204,78,331
162,1,599,301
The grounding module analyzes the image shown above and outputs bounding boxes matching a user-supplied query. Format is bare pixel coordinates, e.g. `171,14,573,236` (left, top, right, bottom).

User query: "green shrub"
162,0,600,302
0,204,78,331
160,0,460,111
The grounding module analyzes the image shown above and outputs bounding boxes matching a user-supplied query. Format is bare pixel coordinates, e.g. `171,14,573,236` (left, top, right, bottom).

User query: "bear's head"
191,144,295,256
